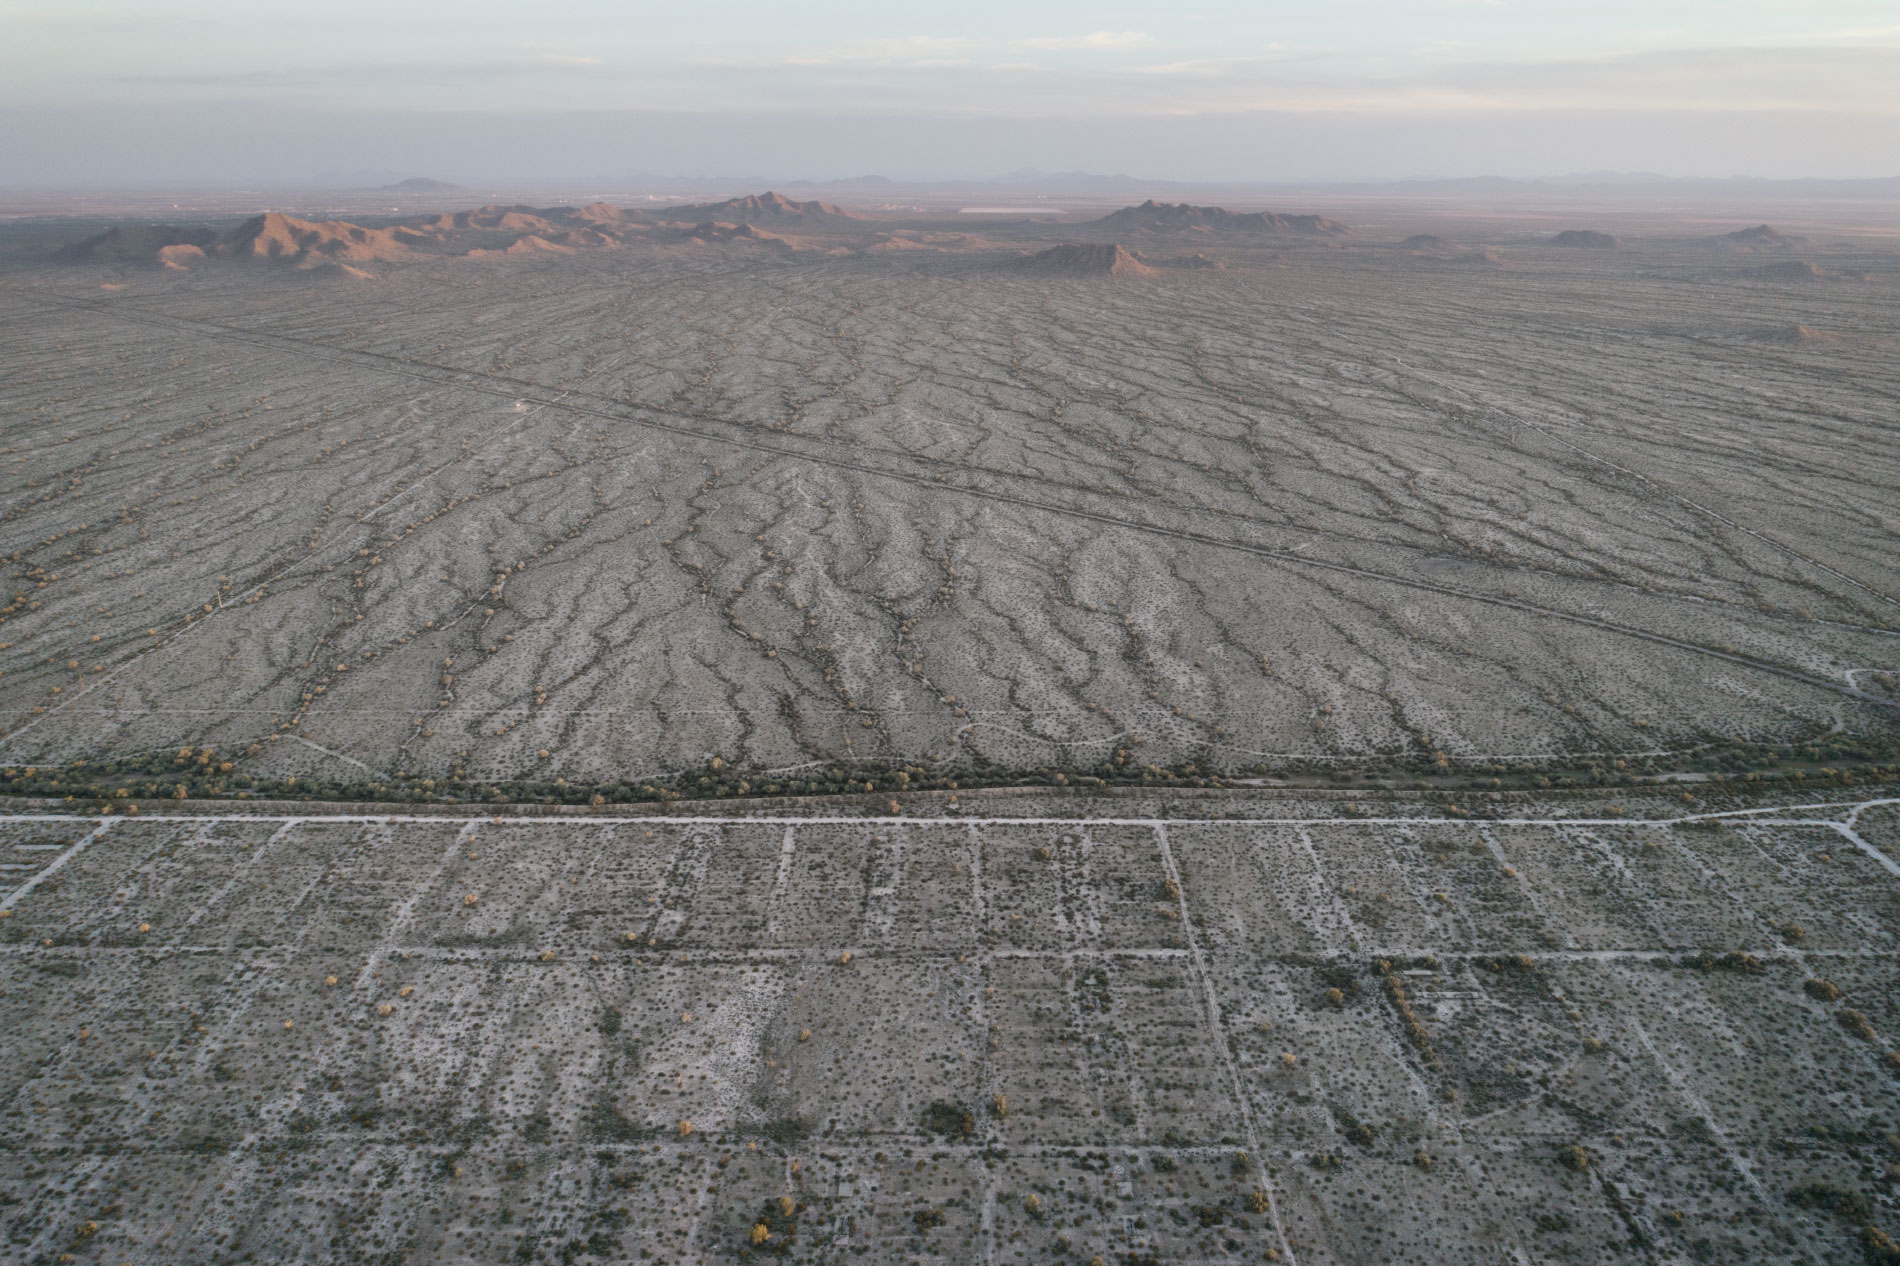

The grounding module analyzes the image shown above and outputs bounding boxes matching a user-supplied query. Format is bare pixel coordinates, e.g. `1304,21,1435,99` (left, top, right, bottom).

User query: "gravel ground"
1,231,1896,790
1,214,1898,1263
1,789,1897,1264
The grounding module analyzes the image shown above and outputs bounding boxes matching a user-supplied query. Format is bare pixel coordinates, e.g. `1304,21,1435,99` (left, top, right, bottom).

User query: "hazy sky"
4,1,1897,185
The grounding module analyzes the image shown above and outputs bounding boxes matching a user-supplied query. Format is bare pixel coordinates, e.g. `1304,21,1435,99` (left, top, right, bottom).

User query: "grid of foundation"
2,804,1898,1265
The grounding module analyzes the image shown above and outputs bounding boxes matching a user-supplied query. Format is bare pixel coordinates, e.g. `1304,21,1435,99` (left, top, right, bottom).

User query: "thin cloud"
1013,31,1152,51
1131,57,1279,77
70,37,1900,121
833,35,982,62
1734,21,1900,44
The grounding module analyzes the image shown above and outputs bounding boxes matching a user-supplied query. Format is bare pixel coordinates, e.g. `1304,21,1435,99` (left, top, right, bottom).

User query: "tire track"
7,286,1896,727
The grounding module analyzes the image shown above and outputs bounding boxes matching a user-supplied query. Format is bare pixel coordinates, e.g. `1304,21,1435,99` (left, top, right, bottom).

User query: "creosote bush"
1840,1010,1878,1042
1377,959,1436,1063
921,1101,975,1138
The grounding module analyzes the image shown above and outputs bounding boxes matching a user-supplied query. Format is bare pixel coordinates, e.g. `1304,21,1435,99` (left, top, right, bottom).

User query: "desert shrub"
921,1101,974,1138
1840,1010,1878,1042
1789,1182,1869,1220
762,1117,810,1145
586,1096,650,1144
1682,950,1763,974
1376,960,1435,1062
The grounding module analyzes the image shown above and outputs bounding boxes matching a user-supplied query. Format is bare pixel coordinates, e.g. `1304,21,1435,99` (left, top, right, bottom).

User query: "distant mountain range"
51,193,860,275
661,191,861,224
379,177,465,193
1014,242,1155,277
1092,199,1346,236
1012,242,1224,277
1380,174,1900,200
655,171,1900,200
1703,224,1807,251
1548,230,1621,249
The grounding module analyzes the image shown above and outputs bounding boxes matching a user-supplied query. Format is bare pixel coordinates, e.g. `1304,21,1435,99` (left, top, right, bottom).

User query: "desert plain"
0,189,1897,1264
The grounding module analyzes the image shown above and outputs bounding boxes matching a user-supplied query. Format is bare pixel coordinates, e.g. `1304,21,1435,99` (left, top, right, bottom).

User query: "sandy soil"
0,204,1897,1263
0,221,1895,794
0,787,1896,1263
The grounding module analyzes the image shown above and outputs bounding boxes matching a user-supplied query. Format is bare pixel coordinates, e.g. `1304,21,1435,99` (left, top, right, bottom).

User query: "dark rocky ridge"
1094,199,1347,236
1549,229,1622,248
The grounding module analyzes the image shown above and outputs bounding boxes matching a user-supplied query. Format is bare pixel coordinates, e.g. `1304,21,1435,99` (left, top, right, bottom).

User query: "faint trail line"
9,943,1900,964
358,388,573,526
1156,823,1297,1264
291,735,385,778
0,817,117,911
764,824,798,939
183,819,298,929
1628,1016,1824,1266
0,316,611,753
1387,353,1900,611
1827,819,1900,879
7,290,1895,727
2,286,1304,547
0,796,1893,831
21,287,1897,662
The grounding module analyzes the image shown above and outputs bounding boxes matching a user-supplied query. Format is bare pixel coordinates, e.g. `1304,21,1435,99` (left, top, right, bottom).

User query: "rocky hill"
1094,199,1346,236
660,191,862,226
1548,230,1621,248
